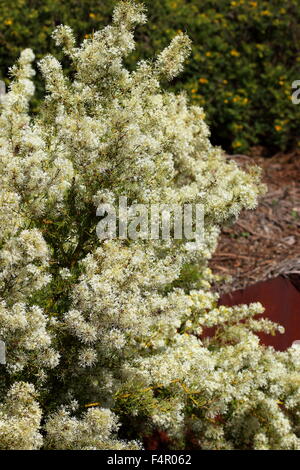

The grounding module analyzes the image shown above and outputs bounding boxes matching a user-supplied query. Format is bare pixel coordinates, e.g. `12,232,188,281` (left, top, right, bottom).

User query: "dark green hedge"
1,0,300,153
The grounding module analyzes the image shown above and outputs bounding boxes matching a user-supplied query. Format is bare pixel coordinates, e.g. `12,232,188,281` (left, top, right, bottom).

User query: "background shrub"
0,0,299,153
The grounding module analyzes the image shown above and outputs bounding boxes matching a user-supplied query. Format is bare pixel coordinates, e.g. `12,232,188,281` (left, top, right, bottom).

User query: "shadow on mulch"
210,149,300,294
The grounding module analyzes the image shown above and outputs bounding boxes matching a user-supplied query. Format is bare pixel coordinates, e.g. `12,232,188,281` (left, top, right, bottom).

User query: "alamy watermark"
0,340,6,365
291,80,300,105
96,197,204,251
0,80,5,100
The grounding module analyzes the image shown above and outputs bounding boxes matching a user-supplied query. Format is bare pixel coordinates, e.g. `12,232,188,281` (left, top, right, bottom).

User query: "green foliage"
0,0,299,152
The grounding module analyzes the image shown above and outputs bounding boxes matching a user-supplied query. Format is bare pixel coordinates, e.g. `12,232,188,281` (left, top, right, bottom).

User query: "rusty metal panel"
219,276,300,351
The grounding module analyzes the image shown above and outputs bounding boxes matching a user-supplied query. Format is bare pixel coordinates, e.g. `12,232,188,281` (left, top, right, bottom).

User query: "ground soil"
210,149,300,294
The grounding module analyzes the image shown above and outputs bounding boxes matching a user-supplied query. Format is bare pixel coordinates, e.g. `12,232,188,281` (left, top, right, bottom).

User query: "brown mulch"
210,149,300,294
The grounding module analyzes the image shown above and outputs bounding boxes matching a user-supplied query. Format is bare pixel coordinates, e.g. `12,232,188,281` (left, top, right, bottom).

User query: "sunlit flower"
230,49,240,57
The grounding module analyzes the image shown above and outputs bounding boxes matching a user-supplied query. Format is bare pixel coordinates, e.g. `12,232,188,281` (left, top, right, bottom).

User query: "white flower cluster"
44,407,141,450
0,382,43,450
0,1,299,450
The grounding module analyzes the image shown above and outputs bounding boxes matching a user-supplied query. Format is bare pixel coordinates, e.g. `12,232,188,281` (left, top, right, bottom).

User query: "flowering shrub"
0,0,300,152
0,1,300,450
